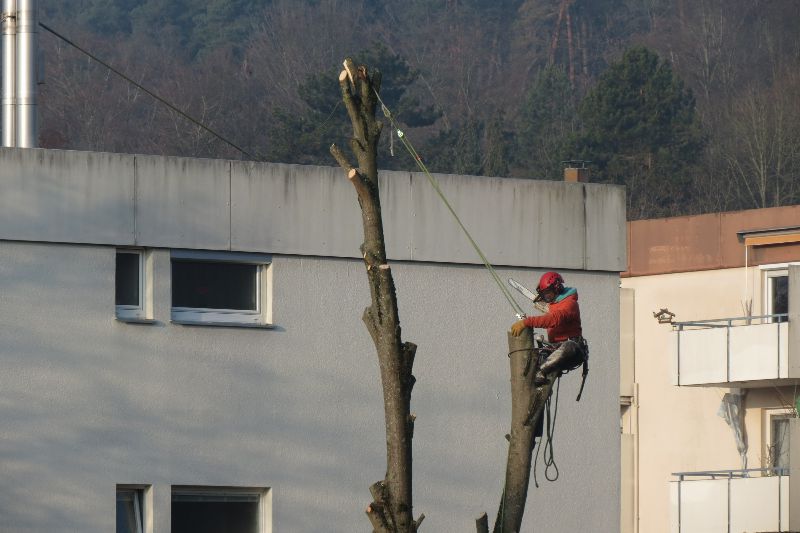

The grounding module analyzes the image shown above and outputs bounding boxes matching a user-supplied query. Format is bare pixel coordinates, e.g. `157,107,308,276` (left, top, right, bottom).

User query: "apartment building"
0,147,625,532
621,206,800,533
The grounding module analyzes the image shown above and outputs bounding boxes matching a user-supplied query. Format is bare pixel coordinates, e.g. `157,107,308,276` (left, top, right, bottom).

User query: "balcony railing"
672,468,791,533
672,314,791,386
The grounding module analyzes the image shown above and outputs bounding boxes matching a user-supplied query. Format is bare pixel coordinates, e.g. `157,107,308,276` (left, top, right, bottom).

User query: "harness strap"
575,359,589,402
574,338,590,401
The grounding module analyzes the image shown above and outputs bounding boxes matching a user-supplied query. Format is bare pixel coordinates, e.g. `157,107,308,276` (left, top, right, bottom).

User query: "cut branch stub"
347,168,371,203
329,143,353,173
366,503,392,533
370,480,390,505
338,67,364,142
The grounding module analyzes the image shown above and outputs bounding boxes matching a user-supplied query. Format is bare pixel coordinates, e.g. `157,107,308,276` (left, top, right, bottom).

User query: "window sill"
170,319,274,329
116,316,158,325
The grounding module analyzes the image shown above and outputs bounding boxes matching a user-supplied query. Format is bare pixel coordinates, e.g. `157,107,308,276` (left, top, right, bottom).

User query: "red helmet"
535,271,564,301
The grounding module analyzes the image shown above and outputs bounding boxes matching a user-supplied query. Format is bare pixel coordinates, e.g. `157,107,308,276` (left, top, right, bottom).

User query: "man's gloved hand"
510,319,527,337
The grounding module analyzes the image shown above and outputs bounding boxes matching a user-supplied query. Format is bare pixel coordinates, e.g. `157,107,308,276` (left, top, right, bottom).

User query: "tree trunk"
580,20,589,82
330,58,422,533
565,6,575,87
548,1,568,66
485,330,556,533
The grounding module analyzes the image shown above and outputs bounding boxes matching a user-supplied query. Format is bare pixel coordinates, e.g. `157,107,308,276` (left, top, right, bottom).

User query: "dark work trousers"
534,338,587,439
538,339,585,376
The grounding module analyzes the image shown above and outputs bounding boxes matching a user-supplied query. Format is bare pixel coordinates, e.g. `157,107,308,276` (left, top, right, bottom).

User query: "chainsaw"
508,278,549,319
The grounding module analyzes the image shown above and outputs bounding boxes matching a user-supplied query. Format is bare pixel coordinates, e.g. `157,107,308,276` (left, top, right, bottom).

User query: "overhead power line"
39,22,265,162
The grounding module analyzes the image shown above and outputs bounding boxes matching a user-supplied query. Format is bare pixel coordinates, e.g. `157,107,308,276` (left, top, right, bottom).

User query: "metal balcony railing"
672,468,790,533
674,314,789,330
672,314,789,385
673,467,790,480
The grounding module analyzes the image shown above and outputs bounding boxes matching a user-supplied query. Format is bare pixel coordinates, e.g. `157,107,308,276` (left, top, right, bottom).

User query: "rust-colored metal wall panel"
719,205,800,267
751,245,800,266
625,205,800,277
627,213,722,276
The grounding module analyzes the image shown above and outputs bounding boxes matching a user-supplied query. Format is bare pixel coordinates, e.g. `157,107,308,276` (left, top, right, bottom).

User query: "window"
760,266,789,323
116,250,152,321
765,270,788,318
764,408,793,473
170,251,272,326
171,487,270,533
117,486,147,533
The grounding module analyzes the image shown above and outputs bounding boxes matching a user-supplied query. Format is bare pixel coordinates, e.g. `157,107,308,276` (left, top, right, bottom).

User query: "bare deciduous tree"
330,58,423,533
723,77,800,209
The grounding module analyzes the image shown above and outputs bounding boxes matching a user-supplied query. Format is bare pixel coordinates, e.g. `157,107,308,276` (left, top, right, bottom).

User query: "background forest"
37,0,800,219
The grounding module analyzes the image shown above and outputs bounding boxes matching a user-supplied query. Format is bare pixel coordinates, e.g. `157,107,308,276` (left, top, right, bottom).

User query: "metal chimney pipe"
15,0,36,147
2,0,17,147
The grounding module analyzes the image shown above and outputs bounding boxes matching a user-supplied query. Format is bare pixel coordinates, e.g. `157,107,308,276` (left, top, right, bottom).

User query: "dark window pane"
172,261,257,311
116,253,140,306
772,417,790,469
772,276,788,315
171,499,258,533
116,490,141,533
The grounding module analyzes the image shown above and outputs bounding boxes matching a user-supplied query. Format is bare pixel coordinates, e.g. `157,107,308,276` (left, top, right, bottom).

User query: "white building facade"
621,208,800,533
0,147,625,532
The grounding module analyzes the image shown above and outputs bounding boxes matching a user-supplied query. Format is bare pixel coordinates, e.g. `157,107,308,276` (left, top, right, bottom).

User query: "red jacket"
523,289,582,342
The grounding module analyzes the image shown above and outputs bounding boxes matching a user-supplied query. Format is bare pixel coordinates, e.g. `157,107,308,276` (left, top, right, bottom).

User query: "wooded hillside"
38,0,800,219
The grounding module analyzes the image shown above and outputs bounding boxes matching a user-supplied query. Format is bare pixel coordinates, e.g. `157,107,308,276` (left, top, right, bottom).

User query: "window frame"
763,407,793,473
170,485,272,533
117,484,151,533
116,249,153,322
762,268,788,323
170,250,272,327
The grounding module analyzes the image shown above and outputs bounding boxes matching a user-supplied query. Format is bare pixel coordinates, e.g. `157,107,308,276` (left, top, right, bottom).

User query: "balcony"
671,314,800,387
671,468,792,533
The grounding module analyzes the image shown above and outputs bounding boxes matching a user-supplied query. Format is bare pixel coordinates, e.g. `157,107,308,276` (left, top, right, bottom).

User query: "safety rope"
532,374,562,487
373,90,524,317
543,375,561,481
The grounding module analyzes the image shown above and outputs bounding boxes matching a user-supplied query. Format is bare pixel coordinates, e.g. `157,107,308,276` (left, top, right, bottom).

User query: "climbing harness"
524,337,590,402
525,336,590,487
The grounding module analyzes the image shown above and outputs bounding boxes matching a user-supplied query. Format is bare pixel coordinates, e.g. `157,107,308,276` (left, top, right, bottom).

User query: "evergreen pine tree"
516,65,577,179
575,46,706,217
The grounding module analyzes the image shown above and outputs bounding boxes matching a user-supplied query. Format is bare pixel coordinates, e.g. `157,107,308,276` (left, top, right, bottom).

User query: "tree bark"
487,330,556,533
330,58,421,533
565,6,575,87
548,1,567,67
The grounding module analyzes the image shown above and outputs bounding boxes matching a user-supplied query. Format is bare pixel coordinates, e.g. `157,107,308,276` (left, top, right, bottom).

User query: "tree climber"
510,271,588,386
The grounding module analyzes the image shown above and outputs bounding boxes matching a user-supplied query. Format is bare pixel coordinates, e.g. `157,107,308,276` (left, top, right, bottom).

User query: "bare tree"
723,76,800,209
244,0,369,113
329,58,423,533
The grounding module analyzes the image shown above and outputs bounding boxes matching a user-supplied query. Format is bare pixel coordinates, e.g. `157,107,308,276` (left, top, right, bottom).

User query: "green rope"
373,91,524,317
